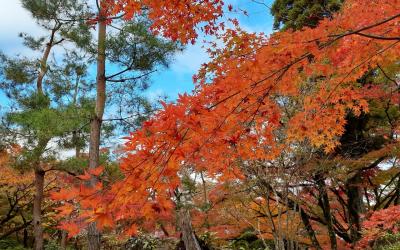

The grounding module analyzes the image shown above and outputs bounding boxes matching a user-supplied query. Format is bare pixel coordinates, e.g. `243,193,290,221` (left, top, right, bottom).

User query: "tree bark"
394,177,400,205
36,24,59,94
23,228,28,248
31,21,60,250
33,169,45,250
315,174,337,250
61,230,68,250
178,209,202,250
346,171,363,243
299,208,322,250
87,5,107,250
0,220,32,240
32,137,50,249
258,179,322,250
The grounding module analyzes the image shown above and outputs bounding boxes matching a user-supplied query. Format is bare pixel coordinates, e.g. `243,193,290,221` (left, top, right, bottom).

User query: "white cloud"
0,0,275,102
0,0,46,55
146,88,166,102
166,0,274,77
170,43,209,74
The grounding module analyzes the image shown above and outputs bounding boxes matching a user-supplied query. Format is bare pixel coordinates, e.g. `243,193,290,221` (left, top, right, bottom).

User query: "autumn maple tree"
49,0,400,249
0,1,182,249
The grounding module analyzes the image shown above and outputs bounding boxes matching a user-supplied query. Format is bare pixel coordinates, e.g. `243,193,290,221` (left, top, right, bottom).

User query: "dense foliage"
1,0,400,249
271,0,343,30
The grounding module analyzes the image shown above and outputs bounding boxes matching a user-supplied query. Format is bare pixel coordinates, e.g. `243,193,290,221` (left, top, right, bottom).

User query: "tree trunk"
72,131,81,158
315,174,337,250
87,5,107,250
23,228,28,248
259,179,322,250
33,169,45,250
31,138,49,250
393,176,400,205
61,230,68,250
31,21,59,250
178,210,202,250
299,208,322,250
346,172,363,243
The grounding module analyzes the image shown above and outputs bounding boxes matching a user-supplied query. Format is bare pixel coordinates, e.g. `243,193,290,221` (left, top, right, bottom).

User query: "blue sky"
0,0,275,104
0,0,275,157
147,0,275,100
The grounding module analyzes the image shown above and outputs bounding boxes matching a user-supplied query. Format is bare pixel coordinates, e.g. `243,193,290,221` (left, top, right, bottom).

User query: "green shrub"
374,233,400,250
0,239,27,250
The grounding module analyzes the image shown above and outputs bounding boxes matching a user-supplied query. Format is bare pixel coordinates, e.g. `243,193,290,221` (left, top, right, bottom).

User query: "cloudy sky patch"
0,0,275,102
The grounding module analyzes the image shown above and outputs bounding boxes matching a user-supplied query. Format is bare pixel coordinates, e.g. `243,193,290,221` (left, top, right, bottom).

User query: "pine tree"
0,1,179,249
271,0,343,30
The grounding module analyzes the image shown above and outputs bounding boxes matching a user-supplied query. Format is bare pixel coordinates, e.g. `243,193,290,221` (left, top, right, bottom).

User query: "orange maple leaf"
88,166,104,176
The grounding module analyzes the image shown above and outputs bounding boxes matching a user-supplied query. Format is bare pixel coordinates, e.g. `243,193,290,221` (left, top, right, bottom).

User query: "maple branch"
251,53,311,88
208,14,399,115
325,40,400,102
376,171,400,204
330,188,348,216
349,156,386,172
205,14,400,113
374,188,397,210
207,91,240,110
377,64,398,86
261,180,322,248
198,55,306,156
328,12,400,42
105,142,170,207
211,13,400,111
151,128,190,187
250,0,272,10
206,49,310,112
0,193,20,226
0,220,32,240
190,90,250,158
354,32,400,41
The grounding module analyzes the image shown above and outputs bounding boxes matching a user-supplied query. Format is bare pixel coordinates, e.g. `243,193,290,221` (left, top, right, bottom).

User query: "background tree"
271,0,343,30
52,0,400,249
0,1,178,250
4,0,400,249
0,1,92,249
84,1,180,248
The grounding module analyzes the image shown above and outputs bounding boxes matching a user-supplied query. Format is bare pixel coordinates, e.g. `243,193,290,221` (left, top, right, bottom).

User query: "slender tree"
0,1,92,249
